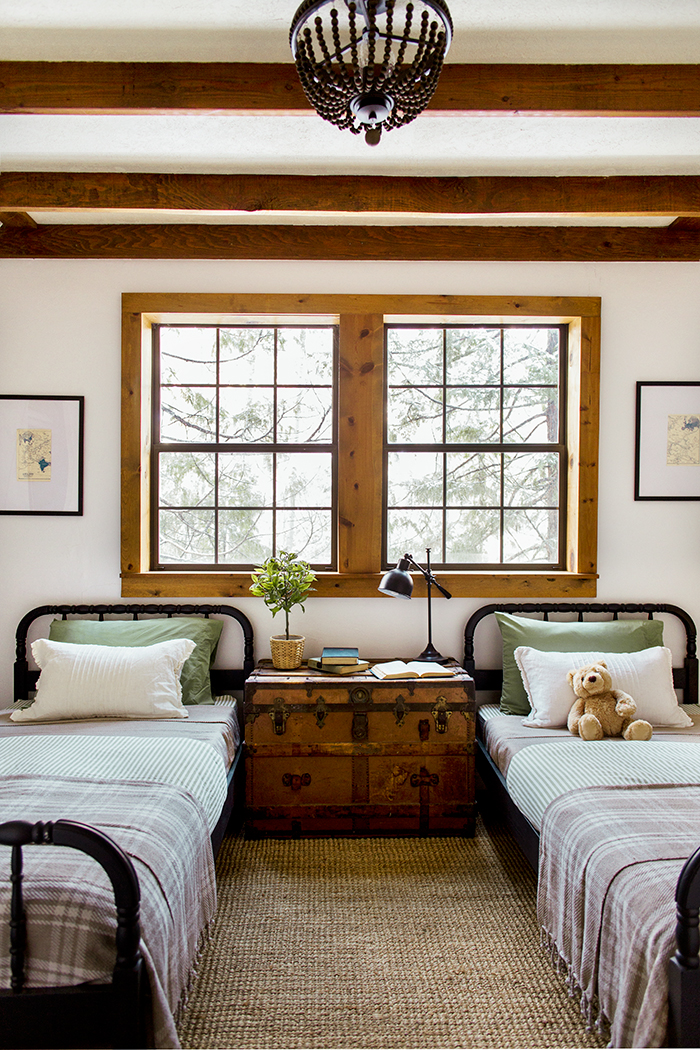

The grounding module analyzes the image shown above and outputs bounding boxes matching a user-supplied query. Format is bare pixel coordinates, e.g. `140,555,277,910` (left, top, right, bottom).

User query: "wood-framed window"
152,321,338,570
122,293,600,599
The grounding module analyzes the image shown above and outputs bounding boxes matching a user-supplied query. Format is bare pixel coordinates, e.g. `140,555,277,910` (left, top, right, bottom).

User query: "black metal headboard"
14,603,255,703
463,602,699,705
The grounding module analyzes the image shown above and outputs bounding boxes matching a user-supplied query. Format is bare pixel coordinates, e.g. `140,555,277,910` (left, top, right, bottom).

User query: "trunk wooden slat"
244,660,476,838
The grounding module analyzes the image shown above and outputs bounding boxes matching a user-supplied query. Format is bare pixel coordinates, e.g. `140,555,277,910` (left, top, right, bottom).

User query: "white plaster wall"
1,258,699,702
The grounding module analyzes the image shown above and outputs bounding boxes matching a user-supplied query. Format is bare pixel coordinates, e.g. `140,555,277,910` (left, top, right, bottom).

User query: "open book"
370,660,455,680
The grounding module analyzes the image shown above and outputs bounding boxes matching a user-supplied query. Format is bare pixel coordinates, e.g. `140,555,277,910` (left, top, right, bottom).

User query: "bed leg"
668,956,700,1048
668,847,700,1048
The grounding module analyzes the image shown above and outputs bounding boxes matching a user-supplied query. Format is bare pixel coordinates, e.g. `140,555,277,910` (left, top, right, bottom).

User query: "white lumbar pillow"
514,645,693,730
12,638,196,722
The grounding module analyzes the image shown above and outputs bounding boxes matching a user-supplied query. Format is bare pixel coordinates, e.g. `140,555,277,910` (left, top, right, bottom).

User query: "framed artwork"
635,382,700,500
0,395,84,515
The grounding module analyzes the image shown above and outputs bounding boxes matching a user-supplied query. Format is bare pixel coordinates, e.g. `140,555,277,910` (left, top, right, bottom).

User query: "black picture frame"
0,395,84,515
635,381,700,501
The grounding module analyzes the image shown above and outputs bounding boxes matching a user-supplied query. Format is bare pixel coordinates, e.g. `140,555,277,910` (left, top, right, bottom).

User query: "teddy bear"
567,660,653,741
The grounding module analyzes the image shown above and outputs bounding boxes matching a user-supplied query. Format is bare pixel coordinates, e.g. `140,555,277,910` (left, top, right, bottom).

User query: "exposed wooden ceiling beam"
2,62,700,116
670,217,700,230
0,222,698,261
1,173,698,216
0,210,37,228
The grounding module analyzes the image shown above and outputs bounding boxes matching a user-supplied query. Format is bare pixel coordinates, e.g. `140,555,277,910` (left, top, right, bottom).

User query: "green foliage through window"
385,324,565,569
153,324,337,570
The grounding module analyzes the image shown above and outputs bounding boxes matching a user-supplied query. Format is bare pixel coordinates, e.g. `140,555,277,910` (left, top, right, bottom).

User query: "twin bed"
0,602,254,1049
465,602,700,1049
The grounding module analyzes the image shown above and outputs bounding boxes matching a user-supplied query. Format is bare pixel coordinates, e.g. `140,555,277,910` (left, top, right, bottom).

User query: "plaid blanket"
0,773,217,1049
538,783,700,1048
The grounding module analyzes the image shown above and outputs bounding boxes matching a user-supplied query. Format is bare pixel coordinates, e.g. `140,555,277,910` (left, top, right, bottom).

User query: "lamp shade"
378,556,413,599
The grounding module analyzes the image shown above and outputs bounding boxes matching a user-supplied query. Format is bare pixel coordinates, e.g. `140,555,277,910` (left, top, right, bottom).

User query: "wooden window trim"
121,292,600,599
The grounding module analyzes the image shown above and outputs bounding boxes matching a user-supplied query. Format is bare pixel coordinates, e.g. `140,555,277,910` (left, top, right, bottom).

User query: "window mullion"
338,313,384,574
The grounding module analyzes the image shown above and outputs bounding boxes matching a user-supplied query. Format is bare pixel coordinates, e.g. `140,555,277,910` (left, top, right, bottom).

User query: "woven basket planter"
270,635,305,670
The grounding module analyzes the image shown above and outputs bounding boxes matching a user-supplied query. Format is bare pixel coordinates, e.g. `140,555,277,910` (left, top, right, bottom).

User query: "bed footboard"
0,819,148,1050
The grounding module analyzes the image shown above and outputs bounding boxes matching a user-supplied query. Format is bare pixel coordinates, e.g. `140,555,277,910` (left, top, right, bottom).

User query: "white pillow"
12,638,196,722
514,645,693,730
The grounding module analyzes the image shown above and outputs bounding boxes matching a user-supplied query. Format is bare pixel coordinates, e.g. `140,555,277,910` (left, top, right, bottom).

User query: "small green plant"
250,551,316,639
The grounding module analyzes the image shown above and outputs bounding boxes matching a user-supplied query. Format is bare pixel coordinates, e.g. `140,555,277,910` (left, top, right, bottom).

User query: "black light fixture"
289,0,453,146
378,548,452,662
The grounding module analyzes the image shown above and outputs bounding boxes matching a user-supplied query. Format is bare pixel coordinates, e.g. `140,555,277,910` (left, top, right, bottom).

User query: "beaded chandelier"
289,0,453,145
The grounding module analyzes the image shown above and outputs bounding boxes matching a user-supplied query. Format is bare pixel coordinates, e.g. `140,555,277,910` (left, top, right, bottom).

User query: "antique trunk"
244,661,475,838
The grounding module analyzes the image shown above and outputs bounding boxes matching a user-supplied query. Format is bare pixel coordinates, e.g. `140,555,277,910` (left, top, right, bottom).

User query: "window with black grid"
384,323,566,569
152,323,338,569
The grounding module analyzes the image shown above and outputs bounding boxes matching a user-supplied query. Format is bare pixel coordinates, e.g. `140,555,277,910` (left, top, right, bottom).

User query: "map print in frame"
0,395,83,514
17,428,52,481
667,414,700,466
635,382,700,500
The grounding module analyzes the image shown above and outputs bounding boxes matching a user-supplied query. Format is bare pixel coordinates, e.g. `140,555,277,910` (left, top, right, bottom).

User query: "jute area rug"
177,819,606,1050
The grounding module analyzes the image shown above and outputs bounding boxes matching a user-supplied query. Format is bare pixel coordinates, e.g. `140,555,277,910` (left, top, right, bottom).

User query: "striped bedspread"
538,784,700,1048
0,735,228,830
0,772,217,1049
506,738,700,830
0,701,240,767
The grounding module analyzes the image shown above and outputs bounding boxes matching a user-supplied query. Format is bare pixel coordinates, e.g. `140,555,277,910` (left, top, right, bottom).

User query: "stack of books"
308,647,370,675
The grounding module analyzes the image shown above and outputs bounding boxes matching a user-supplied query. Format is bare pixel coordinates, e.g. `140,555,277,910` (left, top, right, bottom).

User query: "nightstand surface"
244,659,475,838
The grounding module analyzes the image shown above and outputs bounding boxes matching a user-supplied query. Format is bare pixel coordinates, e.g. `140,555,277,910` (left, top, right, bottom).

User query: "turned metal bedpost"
668,845,700,1047
9,841,26,993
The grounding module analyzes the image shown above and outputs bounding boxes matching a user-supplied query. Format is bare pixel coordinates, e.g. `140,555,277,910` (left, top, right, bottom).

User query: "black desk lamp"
378,548,452,662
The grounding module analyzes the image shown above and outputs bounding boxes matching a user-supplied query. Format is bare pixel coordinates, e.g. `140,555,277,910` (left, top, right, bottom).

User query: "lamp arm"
403,554,452,600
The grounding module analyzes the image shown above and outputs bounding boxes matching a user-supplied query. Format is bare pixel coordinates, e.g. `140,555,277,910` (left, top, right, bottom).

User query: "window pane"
219,328,274,385
386,509,442,564
277,388,333,443
387,328,442,385
388,452,442,506
446,328,500,385
219,510,273,564
159,452,215,507
276,509,332,563
277,453,332,507
383,322,565,571
445,509,500,563
445,388,500,443
218,453,273,507
503,508,559,563
277,328,334,384
446,452,501,507
161,388,216,443
504,453,559,507
219,388,275,443
503,388,558,443
160,327,216,385
504,328,559,385
387,387,443,443
159,509,215,563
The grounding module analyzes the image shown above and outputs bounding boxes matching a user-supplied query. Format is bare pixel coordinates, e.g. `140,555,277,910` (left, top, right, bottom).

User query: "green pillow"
48,617,223,705
495,612,665,716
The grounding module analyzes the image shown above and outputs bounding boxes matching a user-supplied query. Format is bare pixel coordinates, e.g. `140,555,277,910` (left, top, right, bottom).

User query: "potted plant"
250,551,316,669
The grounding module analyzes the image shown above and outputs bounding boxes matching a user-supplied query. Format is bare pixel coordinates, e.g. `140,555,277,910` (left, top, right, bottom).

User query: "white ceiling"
2,0,700,63
0,1,699,227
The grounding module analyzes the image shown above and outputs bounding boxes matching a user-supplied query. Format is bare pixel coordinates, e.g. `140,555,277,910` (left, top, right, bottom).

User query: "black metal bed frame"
0,819,146,1049
4,601,256,1048
14,602,256,857
14,602,256,702
463,601,700,1049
